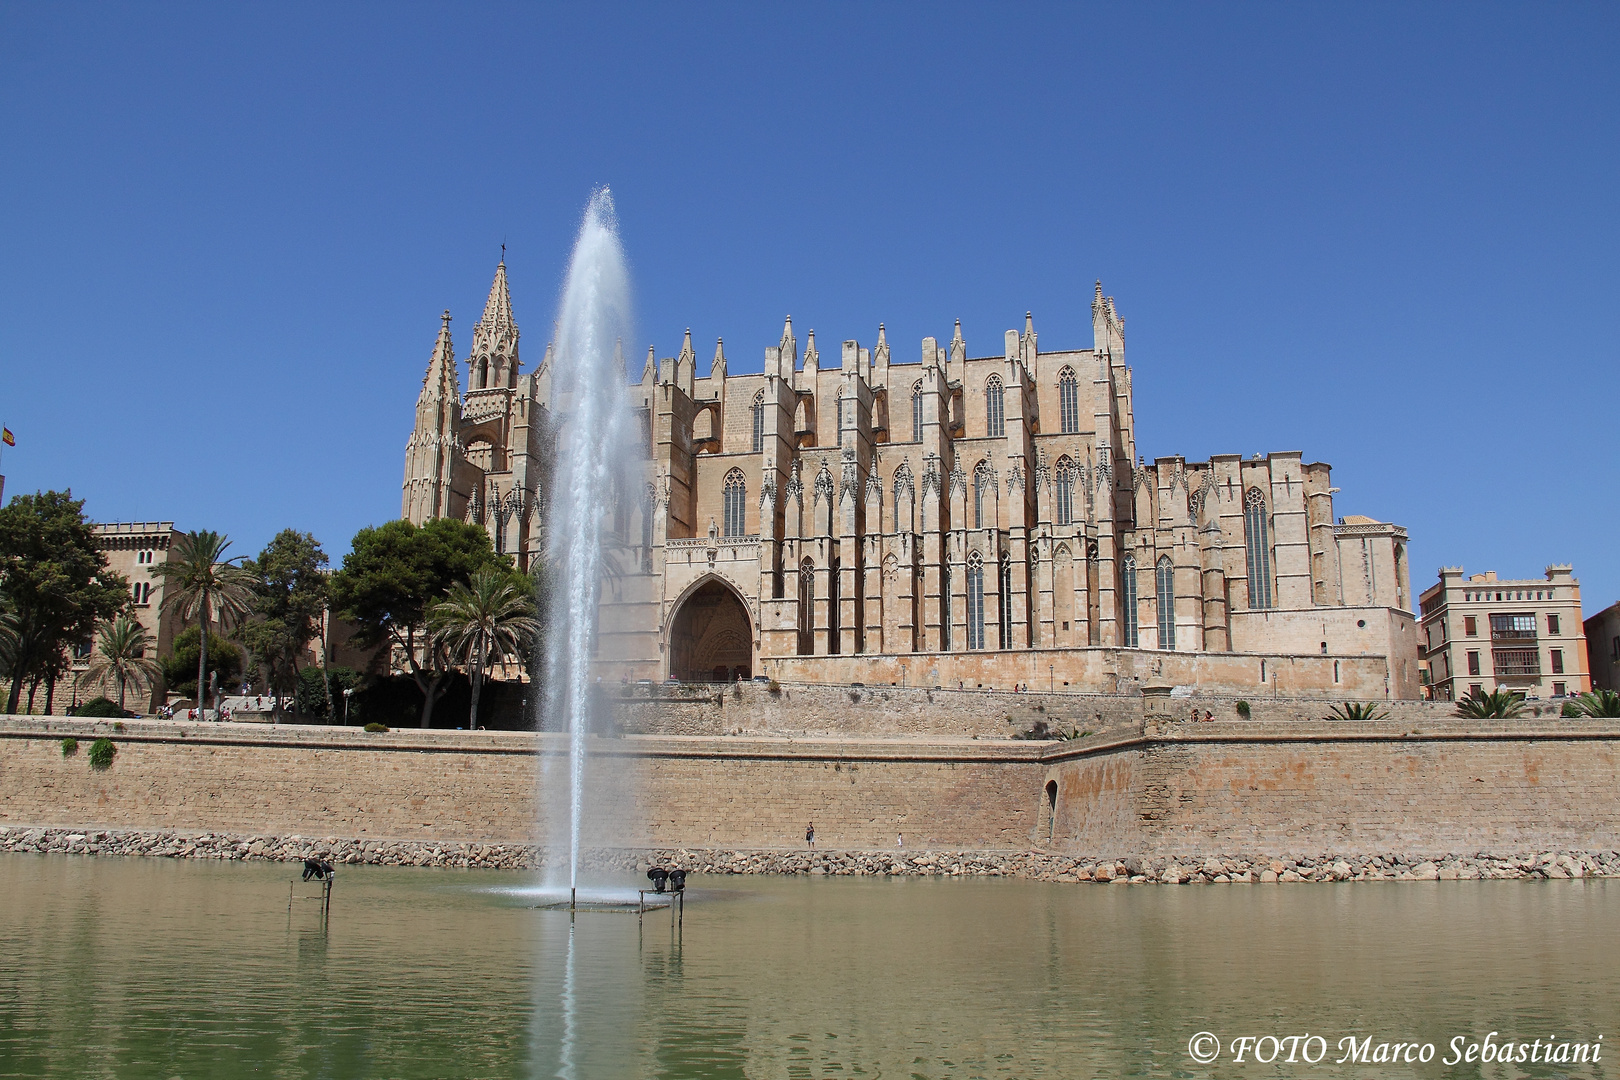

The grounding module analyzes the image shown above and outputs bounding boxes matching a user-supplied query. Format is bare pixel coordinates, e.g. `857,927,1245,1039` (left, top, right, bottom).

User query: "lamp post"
342,688,353,727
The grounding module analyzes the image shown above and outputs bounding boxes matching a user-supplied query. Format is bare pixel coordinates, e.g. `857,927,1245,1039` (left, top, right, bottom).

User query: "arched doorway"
668,578,754,682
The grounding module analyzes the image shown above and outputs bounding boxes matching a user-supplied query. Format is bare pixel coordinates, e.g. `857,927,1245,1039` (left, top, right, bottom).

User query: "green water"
1,854,1616,1079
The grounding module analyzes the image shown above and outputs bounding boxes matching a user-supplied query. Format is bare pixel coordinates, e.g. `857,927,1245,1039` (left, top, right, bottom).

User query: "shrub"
849,690,861,704
1326,702,1391,722
765,679,781,697
72,696,130,719
1565,689,1620,719
364,722,389,733
87,738,116,770
61,738,78,757
1455,687,1524,719
1235,700,1251,719
113,721,125,732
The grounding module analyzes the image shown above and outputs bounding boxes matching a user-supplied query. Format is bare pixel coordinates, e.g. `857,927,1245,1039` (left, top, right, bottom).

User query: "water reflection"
2,856,1618,1078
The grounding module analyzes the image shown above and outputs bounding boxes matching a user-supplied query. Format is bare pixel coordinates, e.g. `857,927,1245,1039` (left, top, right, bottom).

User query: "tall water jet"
541,188,634,895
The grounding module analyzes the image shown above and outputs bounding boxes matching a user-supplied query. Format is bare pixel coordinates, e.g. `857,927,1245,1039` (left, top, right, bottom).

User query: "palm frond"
1454,687,1525,719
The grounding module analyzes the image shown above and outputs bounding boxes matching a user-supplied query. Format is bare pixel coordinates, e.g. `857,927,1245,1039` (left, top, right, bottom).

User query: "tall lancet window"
985,375,1005,437
973,461,993,529
1156,556,1176,650
966,551,986,650
836,389,847,433
797,559,815,655
722,469,747,537
1054,456,1075,527
912,381,924,442
1121,552,1139,647
1058,367,1080,434
999,552,1013,648
1243,488,1273,610
751,390,765,453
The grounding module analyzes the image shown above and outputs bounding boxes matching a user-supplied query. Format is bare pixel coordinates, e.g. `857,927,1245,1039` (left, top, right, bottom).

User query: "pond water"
1,854,1616,1078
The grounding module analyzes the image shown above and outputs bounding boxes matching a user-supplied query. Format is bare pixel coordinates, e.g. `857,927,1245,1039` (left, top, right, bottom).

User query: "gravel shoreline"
4,826,1617,883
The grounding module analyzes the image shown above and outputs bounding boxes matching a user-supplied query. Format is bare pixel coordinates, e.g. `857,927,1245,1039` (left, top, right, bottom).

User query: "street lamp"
342,688,354,727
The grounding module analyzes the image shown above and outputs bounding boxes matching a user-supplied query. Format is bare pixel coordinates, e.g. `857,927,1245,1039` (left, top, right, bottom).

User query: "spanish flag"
1,428,11,447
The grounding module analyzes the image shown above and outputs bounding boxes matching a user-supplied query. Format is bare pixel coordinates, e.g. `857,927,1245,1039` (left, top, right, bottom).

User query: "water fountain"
539,187,637,907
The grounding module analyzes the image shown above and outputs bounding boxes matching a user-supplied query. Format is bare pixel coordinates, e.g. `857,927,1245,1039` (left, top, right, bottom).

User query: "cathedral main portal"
668,579,753,682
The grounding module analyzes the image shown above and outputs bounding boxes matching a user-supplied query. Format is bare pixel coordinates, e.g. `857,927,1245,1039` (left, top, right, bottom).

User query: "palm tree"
1455,687,1525,719
1564,689,1620,719
428,567,539,729
1325,701,1391,722
151,531,255,713
84,616,162,712
0,588,18,679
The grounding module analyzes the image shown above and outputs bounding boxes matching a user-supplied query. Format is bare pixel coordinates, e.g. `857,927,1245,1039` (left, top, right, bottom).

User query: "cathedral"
403,262,1420,698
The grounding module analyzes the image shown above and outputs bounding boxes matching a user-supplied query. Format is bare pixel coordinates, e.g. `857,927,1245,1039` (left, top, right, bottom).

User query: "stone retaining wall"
6,711,1620,867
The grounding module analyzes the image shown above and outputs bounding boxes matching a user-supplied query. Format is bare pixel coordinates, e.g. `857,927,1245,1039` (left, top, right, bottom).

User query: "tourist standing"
806,822,815,848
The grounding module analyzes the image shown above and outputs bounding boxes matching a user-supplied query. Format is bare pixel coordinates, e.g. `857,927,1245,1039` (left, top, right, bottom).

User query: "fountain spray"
543,188,633,896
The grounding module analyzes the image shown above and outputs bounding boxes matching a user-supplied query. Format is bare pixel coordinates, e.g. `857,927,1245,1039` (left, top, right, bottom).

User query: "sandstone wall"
1046,719,1620,856
615,683,1461,738
0,718,1045,851
6,711,1618,862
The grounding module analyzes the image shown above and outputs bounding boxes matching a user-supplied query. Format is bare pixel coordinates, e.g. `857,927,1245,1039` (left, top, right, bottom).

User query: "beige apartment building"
402,261,1422,697
1585,601,1620,692
1419,566,1590,701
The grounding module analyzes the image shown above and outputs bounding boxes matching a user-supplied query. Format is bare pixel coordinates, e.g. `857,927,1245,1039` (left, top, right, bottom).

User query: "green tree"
1455,687,1525,719
239,530,329,723
84,616,162,712
161,626,245,701
151,531,254,713
429,566,538,728
330,517,508,727
0,491,129,714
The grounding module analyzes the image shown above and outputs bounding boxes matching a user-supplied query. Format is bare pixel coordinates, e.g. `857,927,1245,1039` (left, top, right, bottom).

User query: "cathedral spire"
421,310,458,397
470,258,520,388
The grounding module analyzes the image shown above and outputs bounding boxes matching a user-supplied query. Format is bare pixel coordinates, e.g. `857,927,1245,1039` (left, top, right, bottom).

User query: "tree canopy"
239,529,329,721
162,626,244,700
330,517,511,727
0,491,128,714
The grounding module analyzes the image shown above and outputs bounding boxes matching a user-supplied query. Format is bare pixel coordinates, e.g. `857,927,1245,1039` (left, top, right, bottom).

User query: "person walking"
806,822,815,848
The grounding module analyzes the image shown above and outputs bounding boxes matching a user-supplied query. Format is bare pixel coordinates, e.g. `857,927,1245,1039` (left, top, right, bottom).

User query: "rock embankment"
3,827,1617,883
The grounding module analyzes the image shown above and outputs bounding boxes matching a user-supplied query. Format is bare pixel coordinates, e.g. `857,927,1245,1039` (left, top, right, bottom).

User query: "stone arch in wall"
666,574,755,682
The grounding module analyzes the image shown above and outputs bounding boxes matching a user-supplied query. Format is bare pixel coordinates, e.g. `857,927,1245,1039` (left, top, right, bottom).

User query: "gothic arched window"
1121,551,1139,648
1058,367,1080,434
836,389,848,433
985,375,1005,438
797,559,815,655
722,469,747,537
973,461,993,529
911,381,923,442
966,551,985,650
1054,456,1075,527
1156,555,1176,650
941,560,952,650
751,390,765,453
1243,487,1272,610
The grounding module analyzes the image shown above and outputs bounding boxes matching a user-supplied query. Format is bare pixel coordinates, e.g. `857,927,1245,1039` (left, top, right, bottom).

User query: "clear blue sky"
2,5,1616,611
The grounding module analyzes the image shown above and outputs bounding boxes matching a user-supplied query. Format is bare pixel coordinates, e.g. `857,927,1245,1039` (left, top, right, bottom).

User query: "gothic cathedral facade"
404,263,1420,697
